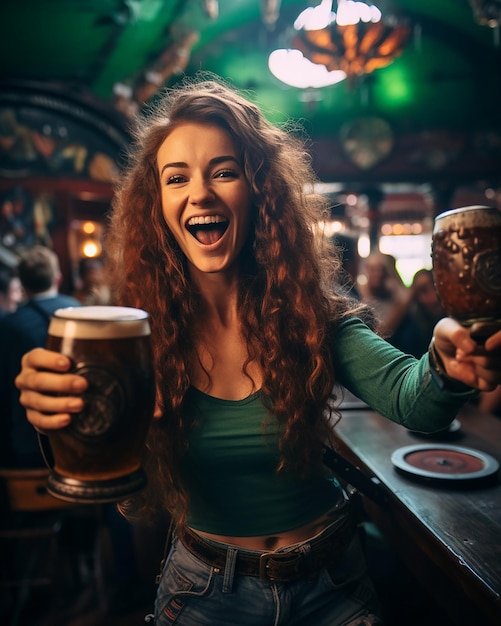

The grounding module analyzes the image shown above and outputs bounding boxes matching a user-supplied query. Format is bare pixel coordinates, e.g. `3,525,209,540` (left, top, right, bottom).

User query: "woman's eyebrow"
160,161,187,176
160,155,239,176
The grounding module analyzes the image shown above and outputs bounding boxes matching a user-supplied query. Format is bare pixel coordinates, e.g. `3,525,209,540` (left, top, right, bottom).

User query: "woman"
15,77,501,625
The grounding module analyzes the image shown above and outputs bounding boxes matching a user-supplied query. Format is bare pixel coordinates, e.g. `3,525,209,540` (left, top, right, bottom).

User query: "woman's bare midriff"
190,502,346,552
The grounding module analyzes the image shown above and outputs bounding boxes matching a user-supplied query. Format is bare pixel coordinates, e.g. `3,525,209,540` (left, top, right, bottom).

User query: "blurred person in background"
358,252,411,340
0,266,23,318
73,256,111,306
0,245,80,467
391,268,447,358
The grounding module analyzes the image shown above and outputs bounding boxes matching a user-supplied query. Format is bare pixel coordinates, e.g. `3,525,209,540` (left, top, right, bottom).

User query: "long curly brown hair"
105,75,365,522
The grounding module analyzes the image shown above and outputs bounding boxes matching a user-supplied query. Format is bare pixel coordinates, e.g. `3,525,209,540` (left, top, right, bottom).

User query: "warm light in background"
69,220,104,278
314,219,345,239
82,221,96,235
357,233,371,258
80,239,102,258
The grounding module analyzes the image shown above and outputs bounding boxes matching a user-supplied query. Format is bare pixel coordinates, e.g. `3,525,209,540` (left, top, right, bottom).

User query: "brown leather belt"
178,513,356,584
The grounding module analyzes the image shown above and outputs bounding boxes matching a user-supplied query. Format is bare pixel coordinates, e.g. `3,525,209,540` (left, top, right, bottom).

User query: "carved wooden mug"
432,205,501,341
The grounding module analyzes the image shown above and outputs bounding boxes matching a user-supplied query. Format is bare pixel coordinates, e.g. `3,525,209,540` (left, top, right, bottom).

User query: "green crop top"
181,317,476,536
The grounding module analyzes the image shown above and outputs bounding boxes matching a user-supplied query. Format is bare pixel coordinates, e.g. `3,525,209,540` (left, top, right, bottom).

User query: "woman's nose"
189,178,215,205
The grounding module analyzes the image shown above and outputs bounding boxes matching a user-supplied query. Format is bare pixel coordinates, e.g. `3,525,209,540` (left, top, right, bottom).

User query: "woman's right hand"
15,348,88,433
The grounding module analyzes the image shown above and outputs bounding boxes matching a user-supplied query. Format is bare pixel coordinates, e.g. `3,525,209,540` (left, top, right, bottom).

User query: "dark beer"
432,205,501,333
45,306,155,503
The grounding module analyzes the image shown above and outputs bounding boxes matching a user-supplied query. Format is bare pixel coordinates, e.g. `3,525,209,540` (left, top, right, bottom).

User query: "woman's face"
157,122,252,278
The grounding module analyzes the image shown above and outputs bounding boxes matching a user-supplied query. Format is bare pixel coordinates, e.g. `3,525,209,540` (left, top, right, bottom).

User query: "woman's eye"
166,174,186,185
214,169,237,179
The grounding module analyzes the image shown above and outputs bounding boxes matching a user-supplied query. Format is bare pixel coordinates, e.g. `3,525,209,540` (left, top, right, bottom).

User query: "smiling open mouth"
186,216,229,245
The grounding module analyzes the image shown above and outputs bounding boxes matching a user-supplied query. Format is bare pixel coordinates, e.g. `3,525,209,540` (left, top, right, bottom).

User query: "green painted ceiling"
1,0,500,182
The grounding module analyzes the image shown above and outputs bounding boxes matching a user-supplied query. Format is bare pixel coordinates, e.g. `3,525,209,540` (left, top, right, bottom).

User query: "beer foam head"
434,205,501,231
49,306,150,339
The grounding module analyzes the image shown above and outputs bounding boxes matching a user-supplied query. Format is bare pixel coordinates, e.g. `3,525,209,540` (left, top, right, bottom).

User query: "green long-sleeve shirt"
333,316,475,432
182,317,476,536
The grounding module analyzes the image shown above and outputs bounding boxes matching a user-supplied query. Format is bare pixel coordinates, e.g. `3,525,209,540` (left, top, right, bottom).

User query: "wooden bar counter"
334,400,501,625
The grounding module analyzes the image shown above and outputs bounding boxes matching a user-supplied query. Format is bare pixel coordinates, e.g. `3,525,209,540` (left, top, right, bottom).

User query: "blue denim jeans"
151,520,382,626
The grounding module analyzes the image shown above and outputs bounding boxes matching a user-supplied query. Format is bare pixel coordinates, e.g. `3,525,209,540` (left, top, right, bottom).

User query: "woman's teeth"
186,216,229,244
187,215,227,226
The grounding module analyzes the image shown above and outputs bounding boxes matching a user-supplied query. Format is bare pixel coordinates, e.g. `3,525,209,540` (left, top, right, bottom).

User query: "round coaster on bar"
391,444,499,483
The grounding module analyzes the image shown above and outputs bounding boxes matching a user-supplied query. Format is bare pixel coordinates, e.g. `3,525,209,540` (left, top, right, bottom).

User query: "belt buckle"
258,551,304,582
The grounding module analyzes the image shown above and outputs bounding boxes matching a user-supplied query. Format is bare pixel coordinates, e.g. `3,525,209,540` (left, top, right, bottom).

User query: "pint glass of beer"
45,305,155,503
431,205,501,340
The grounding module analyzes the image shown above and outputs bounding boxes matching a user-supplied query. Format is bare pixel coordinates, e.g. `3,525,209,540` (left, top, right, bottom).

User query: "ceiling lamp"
268,49,347,88
269,0,410,88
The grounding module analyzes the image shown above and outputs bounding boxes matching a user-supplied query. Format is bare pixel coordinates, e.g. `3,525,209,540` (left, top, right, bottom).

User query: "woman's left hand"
432,318,501,391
